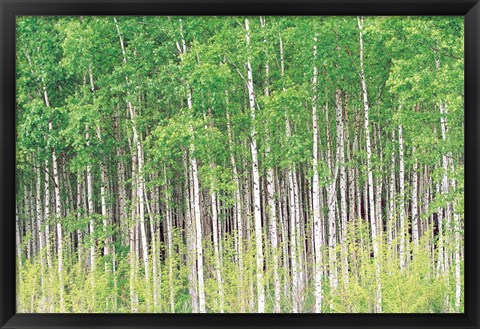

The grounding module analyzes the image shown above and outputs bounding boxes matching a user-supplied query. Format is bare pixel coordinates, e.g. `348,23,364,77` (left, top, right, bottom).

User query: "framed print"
1,0,479,328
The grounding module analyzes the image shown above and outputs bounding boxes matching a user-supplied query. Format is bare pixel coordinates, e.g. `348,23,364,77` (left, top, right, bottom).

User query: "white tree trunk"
114,17,149,286
16,205,22,271
325,99,338,296
184,151,199,313
336,90,349,287
245,18,265,313
164,170,175,312
89,69,110,258
387,130,396,246
311,34,323,312
185,85,206,313
86,129,96,273
35,166,45,266
225,106,245,311
411,146,419,249
288,168,299,312
398,124,406,269
191,145,206,313
44,160,52,268
43,83,65,312
358,16,381,313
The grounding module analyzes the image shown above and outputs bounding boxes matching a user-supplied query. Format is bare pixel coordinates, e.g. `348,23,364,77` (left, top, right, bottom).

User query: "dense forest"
16,16,464,313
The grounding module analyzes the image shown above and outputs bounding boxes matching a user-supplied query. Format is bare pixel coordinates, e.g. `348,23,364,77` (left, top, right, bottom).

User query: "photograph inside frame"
15,15,464,313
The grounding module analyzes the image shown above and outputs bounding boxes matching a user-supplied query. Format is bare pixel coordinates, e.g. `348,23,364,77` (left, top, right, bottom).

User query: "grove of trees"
16,16,464,313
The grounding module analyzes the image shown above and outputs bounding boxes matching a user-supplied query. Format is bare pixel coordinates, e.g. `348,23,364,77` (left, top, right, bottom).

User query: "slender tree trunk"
114,113,127,246
76,174,84,265
16,205,22,271
311,34,323,312
358,16,381,313
43,83,65,312
89,68,111,258
114,17,149,288
164,169,175,312
245,18,265,313
184,151,198,313
145,187,160,311
35,166,45,272
336,90,349,287
44,160,52,269
186,94,206,313
398,124,406,269
288,168,299,312
325,97,338,296
387,130,396,247
86,129,96,273
411,146,419,250
225,103,245,311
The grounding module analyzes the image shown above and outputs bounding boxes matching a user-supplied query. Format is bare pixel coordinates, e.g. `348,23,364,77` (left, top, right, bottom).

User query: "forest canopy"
16,16,464,313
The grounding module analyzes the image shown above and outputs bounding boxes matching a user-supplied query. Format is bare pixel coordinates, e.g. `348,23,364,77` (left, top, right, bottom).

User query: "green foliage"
16,15,464,314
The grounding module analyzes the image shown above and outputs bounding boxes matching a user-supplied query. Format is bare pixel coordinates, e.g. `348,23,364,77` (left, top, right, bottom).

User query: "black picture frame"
1,1,478,328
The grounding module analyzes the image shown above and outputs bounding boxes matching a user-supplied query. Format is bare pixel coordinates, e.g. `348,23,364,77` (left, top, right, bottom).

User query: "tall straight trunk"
242,157,255,312
184,151,198,313
451,177,461,312
411,146,419,249
288,168,299,312
114,17,149,285
205,109,224,312
266,167,280,312
353,111,362,221
185,91,206,313
325,98,338,295
16,205,22,271
280,33,301,312
439,101,461,311
23,51,51,269
164,169,175,312
374,126,384,238
129,139,139,312
136,141,149,286
86,129,96,273
114,112,127,245
210,184,224,312
344,93,356,224
44,159,52,268
245,18,265,313
177,20,205,313
88,68,110,257
260,16,280,313
358,16,381,313
387,130,396,246
191,146,206,313
293,169,305,311
436,57,451,274
225,104,245,311
25,187,32,260
35,166,45,268
311,34,323,312
398,124,406,268
145,187,160,311
278,171,290,300
43,83,65,312
336,90,349,287
76,173,84,265
51,123,64,311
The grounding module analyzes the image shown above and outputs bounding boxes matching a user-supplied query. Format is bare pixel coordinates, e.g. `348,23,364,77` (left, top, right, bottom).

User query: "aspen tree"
311,34,323,313
245,18,265,313
398,124,406,269
358,16,381,313
336,89,349,287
